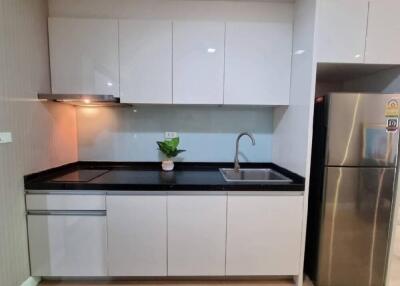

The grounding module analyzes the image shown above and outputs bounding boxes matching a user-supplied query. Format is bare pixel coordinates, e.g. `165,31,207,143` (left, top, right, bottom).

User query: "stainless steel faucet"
234,132,256,172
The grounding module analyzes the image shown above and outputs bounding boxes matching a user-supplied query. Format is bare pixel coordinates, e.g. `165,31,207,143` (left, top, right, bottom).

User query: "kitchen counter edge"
24,161,305,193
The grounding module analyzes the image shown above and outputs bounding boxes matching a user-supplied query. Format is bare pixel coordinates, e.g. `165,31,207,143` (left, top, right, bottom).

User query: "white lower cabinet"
28,212,107,277
27,192,304,278
226,194,304,276
107,195,167,276
168,194,227,276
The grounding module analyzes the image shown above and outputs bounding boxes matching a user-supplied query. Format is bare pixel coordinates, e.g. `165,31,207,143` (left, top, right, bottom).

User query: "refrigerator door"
317,167,395,286
326,93,400,167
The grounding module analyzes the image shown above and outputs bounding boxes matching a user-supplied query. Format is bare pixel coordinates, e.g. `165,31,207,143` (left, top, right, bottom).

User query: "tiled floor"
40,279,314,286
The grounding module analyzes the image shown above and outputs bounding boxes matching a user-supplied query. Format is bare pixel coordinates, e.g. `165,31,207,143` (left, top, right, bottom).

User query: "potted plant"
157,137,185,171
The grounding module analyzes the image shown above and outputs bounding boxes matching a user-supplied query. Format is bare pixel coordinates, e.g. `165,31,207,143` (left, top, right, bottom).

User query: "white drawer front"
28,214,108,276
26,194,106,211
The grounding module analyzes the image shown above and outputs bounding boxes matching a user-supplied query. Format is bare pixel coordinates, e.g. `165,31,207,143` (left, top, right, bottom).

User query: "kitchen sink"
220,168,292,183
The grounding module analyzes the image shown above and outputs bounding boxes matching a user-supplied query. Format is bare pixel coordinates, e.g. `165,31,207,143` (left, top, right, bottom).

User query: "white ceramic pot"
161,160,174,171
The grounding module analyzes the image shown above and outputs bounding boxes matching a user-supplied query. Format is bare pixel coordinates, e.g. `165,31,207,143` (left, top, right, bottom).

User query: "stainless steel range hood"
37,93,125,107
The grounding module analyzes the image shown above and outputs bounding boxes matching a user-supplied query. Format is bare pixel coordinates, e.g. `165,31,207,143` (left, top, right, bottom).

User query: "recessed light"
207,48,216,54
107,82,113,87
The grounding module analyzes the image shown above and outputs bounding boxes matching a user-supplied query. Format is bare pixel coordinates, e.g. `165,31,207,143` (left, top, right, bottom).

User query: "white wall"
271,1,318,284
49,0,293,164
0,1,78,285
272,0,318,177
77,106,273,162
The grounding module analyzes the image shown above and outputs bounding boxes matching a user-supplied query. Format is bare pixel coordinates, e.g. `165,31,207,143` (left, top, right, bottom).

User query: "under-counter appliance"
306,93,400,286
26,193,108,276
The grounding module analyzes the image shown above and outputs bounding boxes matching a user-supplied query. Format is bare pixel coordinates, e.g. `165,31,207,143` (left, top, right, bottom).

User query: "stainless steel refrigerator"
306,93,400,286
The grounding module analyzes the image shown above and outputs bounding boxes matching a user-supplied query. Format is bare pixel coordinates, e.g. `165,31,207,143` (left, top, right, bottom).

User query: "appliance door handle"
27,210,106,216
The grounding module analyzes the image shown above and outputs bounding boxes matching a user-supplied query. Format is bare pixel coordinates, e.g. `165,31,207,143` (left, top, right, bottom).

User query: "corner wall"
272,0,318,177
0,1,78,285
272,1,318,284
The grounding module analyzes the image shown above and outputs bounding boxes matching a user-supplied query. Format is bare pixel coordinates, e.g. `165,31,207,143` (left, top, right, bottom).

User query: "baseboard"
21,277,41,286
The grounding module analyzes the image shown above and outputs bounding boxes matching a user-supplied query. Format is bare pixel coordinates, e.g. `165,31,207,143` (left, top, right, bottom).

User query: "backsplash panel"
77,106,273,162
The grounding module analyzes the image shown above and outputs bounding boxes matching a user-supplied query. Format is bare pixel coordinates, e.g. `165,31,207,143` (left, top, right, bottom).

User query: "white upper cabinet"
316,0,369,63
119,20,173,104
365,0,400,64
173,21,225,104
224,22,292,105
48,18,119,96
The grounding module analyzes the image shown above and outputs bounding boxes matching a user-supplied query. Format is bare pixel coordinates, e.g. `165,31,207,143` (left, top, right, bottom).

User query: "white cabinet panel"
26,194,105,211
173,21,225,104
28,214,107,277
168,195,227,276
316,0,368,63
226,194,303,276
365,0,400,64
119,20,172,104
224,22,292,105
48,18,119,96
107,195,167,276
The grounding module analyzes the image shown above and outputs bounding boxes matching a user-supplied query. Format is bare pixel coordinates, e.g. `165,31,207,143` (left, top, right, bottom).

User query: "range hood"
37,93,125,107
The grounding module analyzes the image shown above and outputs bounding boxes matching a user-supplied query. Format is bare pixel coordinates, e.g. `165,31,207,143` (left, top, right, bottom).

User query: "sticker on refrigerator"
386,118,398,132
385,99,399,117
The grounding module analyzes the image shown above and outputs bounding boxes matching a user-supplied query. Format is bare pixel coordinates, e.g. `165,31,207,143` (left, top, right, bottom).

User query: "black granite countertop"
24,161,305,192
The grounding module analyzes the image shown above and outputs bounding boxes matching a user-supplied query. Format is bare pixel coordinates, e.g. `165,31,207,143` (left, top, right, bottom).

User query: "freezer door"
317,167,395,286
326,93,400,166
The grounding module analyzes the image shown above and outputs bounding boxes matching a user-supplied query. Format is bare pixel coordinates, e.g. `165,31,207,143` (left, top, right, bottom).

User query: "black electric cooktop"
50,169,109,182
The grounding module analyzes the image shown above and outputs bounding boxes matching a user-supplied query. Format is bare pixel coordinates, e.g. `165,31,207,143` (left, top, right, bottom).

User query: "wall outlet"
165,132,178,139
0,132,12,144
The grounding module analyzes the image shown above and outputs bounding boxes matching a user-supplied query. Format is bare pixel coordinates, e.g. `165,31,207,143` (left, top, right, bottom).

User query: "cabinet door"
316,0,368,63
28,213,107,277
226,194,303,276
107,195,167,276
224,22,292,105
173,21,225,104
48,18,119,96
168,194,227,276
365,0,400,64
119,20,172,104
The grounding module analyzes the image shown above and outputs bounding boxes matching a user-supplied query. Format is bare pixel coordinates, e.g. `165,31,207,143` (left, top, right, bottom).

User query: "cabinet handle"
27,210,106,216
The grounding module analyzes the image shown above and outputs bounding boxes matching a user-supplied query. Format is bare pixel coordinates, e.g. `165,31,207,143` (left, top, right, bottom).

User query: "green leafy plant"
157,137,186,159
